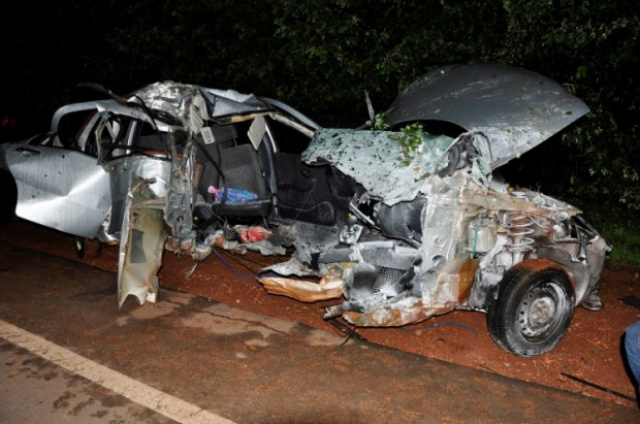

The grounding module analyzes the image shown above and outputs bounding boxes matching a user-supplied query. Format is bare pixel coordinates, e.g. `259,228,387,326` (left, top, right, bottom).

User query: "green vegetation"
589,210,640,270
372,112,391,131
390,122,427,165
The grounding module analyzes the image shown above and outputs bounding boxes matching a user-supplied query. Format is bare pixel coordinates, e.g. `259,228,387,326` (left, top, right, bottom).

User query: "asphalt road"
0,242,638,423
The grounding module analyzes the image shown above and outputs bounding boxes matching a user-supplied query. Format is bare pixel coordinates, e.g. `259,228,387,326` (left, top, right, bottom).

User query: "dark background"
1,0,638,259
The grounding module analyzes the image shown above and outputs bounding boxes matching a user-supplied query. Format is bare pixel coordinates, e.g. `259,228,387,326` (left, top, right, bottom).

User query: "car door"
5,141,112,238
3,103,122,238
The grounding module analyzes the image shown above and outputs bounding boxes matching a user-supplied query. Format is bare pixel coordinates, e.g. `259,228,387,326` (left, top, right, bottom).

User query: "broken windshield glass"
303,128,454,205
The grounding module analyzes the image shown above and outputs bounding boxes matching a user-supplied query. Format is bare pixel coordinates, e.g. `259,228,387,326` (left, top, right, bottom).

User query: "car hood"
385,63,590,169
304,64,589,205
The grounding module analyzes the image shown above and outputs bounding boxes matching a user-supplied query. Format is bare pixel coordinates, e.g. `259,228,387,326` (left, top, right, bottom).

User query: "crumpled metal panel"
203,88,268,117
117,157,171,308
163,132,195,247
385,63,590,169
5,145,111,238
342,294,454,327
263,258,320,277
132,82,268,132
303,129,453,205
258,276,343,302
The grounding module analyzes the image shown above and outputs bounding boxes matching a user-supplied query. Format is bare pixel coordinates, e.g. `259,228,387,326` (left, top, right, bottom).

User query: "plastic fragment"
208,186,258,203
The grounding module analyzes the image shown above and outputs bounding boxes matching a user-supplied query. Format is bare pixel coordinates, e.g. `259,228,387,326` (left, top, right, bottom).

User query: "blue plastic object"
208,186,258,203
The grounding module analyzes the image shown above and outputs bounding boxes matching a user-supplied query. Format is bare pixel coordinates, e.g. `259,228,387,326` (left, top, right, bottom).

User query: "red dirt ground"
2,219,639,409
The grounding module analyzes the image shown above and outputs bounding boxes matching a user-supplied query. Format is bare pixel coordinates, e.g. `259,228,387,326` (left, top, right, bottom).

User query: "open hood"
385,63,590,169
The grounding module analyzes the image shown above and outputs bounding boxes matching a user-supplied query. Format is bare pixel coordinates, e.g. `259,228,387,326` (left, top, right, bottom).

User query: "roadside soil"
2,219,639,409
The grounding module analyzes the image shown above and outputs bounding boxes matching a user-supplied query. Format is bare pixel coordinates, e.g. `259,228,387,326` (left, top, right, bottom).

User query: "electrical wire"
210,248,259,279
216,246,271,269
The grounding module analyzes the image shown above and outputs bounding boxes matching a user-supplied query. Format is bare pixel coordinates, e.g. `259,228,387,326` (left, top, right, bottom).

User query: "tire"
74,237,102,260
486,259,575,357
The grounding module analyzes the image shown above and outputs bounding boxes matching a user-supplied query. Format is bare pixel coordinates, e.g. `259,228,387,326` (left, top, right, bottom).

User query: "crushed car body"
0,82,321,307
0,63,610,356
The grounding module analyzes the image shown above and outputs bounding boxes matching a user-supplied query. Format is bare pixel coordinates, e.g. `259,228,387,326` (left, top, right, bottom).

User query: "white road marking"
0,319,236,424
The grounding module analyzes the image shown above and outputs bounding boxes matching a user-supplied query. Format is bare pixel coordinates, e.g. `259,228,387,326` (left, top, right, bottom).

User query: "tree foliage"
500,1,640,211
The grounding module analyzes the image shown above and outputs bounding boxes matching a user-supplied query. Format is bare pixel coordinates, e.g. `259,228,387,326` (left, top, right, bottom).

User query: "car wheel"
486,259,575,357
74,237,102,260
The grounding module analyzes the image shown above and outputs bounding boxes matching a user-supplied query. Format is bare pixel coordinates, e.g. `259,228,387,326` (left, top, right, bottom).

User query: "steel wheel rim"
517,280,567,339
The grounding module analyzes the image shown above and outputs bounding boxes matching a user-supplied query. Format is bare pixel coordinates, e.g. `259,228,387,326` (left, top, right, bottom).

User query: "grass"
583,206,640,271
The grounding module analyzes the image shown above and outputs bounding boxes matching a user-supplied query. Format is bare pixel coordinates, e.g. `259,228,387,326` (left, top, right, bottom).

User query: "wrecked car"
0,63,609,357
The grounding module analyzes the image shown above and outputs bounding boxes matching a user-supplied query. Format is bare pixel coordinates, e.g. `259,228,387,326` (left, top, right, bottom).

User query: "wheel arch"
501,258,576,296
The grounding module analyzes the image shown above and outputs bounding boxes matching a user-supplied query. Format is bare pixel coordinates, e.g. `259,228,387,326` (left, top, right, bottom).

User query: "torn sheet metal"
163,131,195,250
243,240,287,256
318,241,418,270
303,128,453,205
416,254,479,310
283,221,343,266
202,88,268,117
258,276,344,302
262,258,320,278
343,294,455,327
416,174,470,273
463,187,582,218
385,63,590,169
117,159,171,308
132,82,269,132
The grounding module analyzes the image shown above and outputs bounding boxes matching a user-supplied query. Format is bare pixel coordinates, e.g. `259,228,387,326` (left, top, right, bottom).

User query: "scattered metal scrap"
327,318,367,344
